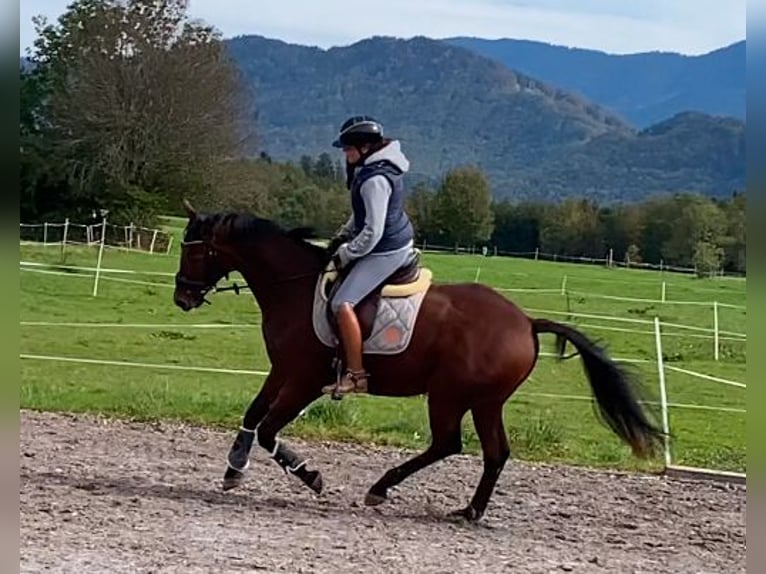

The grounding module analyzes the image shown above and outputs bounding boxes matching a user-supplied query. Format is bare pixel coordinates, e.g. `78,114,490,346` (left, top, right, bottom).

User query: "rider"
321,115,416,397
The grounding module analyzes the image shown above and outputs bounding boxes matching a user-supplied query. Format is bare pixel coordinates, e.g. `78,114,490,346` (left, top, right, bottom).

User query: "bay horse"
172,201,664,522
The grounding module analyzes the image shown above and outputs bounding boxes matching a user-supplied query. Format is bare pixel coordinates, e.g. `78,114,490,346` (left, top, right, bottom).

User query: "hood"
364,140,410,173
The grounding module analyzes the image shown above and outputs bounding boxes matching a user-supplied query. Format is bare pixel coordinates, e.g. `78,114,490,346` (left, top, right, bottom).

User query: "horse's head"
173,199,233,311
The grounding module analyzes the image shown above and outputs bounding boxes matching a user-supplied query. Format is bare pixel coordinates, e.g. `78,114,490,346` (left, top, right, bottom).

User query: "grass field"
19,228,746,474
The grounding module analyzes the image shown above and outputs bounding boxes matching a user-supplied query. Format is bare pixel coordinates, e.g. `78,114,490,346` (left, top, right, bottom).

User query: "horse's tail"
532,318,665,459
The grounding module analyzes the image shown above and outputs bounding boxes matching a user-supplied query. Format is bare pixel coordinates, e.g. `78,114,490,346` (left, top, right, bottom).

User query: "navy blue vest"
350,160,413,253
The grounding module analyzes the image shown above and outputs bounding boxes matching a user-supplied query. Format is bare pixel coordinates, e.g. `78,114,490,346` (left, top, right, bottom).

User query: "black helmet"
332,115,384,148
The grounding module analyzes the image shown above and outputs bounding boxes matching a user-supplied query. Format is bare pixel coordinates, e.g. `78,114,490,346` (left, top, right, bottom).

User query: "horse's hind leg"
451,401,510,522
223,372,282,491
365,398,467,506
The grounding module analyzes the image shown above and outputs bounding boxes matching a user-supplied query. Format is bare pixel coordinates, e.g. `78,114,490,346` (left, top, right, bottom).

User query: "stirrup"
323,369,369,400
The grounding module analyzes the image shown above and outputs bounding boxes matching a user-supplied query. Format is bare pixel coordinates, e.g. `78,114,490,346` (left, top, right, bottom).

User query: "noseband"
175,240,221,303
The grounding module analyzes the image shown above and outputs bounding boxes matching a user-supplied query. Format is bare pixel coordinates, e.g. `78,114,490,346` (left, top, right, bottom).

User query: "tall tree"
405,182,437,243
490,200,547,253
661,194,727,266
434,166,494,246
720,191,746,272
540,198,604,256
28,0,251,223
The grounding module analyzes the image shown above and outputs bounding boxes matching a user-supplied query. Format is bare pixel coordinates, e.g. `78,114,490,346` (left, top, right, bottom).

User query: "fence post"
661,281,666,303
474,267,481,282
560,274,568,295
653,317,672,468
43,222,48,246
534,247,539,261
165,236,174,255
61,218,69,259
92,214,108,297
713,301,719,361
149,229,158,254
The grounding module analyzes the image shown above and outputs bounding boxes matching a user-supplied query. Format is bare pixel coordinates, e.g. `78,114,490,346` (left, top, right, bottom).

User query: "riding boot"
321,303,369,397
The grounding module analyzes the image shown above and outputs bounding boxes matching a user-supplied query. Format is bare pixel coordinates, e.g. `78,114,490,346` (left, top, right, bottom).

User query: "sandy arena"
20,410,745,573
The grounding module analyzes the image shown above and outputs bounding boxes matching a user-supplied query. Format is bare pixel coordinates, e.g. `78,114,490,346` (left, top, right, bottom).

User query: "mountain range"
445,38,745,128
21,31,745,202
225,35,745,202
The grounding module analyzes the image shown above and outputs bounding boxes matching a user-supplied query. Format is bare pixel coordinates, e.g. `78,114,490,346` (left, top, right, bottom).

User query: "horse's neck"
231,238,321,315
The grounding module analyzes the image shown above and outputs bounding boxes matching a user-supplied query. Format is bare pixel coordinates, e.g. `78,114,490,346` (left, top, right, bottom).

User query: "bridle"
174,239,222,304
175,238,334,305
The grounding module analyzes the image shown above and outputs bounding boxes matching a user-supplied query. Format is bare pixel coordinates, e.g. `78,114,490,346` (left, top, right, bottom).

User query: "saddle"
322,252,433,341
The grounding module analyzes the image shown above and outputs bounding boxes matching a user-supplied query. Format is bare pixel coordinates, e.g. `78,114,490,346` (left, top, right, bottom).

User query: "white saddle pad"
311,275,428,355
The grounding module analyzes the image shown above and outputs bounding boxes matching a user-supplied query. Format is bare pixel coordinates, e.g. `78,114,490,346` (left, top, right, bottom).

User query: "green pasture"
19,239,746,474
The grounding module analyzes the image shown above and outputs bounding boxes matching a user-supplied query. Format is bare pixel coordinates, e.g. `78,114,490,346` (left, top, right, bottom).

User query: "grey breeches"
330,247,416,314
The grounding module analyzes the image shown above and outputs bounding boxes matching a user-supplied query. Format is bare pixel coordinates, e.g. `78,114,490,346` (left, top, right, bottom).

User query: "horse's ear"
182,198,197,220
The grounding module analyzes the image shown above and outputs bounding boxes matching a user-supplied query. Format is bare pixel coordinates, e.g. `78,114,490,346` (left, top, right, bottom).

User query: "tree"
20,67,71,221
490,200,547,253
661,194,727,266
693,240,724,277
720,191,746,273
626,244,642,266
405,182,437,243
434,166,494,246
27,0,251,223
313,153,336,181
540,198,603,256
601,204,643,261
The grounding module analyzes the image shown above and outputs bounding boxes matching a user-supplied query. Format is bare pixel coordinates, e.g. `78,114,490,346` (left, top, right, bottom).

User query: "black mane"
207,212,330,264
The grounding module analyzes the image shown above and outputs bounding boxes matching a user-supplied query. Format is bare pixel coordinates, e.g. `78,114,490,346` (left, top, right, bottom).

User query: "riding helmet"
332,115,384,148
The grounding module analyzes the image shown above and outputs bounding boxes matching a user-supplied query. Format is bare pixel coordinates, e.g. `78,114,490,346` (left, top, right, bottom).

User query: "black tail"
532,318,665,459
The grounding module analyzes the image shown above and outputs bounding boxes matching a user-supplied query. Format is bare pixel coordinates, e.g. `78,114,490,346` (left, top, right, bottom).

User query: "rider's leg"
321,249,413,396
337,301,367,390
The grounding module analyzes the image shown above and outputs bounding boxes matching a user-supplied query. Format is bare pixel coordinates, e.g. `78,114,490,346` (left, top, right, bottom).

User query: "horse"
172,201,665,522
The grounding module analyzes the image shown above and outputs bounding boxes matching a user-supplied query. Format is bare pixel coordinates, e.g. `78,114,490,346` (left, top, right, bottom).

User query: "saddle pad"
312,275,428,355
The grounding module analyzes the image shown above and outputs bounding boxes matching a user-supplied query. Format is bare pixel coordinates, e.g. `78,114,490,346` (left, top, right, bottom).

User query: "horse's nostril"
173,293,191,311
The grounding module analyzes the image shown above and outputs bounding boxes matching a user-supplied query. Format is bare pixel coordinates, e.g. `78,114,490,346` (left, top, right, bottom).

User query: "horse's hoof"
222,468,245,491
364,491,387,506
449,505,482,522
305,470,323,495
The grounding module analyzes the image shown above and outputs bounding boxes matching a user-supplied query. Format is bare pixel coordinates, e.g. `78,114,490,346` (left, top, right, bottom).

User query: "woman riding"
322,115,416,397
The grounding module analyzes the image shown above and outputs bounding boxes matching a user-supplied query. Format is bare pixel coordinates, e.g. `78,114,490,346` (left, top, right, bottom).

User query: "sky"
19,0,746,56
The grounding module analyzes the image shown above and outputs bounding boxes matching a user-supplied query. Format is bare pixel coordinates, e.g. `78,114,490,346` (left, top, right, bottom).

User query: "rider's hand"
333,243,351,269
326,234,347,256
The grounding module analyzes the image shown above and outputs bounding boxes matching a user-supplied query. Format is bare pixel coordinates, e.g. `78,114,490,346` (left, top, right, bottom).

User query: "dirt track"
20,410,745,573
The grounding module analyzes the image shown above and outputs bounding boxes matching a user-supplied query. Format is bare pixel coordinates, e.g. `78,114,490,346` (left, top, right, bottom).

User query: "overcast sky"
19,0,746,56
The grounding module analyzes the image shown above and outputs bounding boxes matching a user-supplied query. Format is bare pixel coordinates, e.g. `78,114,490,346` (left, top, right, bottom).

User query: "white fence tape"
19,353,744,414
665,365,746,388
20,260,175,277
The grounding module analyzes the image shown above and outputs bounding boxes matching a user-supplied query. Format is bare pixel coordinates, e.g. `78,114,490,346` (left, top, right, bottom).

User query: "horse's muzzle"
173,288,204,311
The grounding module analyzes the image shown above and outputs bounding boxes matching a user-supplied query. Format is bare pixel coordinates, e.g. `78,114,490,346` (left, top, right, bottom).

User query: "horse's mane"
208,212,330,264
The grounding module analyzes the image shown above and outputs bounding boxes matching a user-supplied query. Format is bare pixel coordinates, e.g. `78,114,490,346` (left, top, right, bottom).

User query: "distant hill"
444,37,746,128
224,35,744,201
226,35,630,176
515,112,745,202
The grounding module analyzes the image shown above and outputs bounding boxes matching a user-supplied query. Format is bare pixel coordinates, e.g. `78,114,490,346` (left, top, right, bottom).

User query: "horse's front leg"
223,372,282,491
255,383,324,494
